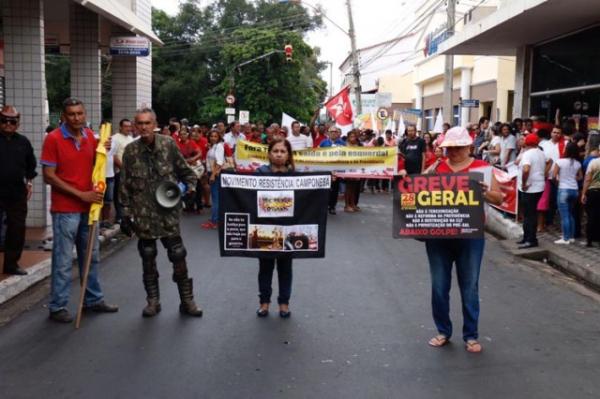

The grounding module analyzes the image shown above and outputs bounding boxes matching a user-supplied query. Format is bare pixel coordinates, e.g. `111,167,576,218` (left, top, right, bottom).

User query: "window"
532,25,600,93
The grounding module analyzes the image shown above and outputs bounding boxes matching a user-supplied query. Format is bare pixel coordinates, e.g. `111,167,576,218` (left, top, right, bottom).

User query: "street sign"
377,107,389,120
225,107,236,115
226,94,236,105
402,108,423,117
109,36,150,56
239,110,250,125
227,115,235,124
460,99,480,108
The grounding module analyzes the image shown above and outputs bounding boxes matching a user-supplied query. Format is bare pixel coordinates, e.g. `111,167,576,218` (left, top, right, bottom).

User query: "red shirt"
194,136,208,160
424,150,437,168
312,134,326,148
40,126,97,213
177,139,200,159
248,135,262,143
436,158,489,173
224,142,234,157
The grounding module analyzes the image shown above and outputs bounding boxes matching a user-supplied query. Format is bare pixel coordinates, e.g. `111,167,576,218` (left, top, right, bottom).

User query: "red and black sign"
393,173,485,239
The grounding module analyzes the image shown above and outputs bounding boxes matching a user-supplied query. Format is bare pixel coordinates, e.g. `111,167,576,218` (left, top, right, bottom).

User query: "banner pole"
75,221,98,329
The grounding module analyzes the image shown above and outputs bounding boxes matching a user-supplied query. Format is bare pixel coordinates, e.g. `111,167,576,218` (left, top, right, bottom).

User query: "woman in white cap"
425,126,503,353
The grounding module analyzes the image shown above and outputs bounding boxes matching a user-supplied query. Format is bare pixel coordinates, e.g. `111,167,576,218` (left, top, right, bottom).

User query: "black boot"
176,278,203,317
142,276,161,317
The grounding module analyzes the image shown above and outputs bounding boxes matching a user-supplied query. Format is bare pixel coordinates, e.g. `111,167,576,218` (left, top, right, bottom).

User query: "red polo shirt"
40,125,97,213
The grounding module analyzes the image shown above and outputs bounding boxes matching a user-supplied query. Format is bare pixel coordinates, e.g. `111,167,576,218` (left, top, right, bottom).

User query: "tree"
151,0,326,124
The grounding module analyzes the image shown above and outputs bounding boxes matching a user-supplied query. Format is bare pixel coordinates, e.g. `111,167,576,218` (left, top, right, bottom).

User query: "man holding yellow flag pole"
41,98,118,324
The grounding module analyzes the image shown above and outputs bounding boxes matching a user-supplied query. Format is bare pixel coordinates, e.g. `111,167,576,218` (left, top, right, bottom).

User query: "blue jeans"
557,188,578,240
210,178,220,223
425,238,485,342
49,213,104,312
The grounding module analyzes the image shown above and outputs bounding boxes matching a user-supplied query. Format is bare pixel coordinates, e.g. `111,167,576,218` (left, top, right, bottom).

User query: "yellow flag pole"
76,122,111,329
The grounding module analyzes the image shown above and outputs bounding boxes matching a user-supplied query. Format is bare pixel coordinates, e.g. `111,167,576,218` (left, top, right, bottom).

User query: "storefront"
438,0,600,128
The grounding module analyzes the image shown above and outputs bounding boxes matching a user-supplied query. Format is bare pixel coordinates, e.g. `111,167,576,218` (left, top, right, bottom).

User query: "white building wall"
2,0,49,227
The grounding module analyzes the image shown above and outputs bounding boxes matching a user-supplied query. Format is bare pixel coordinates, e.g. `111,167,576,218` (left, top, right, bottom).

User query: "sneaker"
569,239,576,244
49,309,74,323
554,238,570,245
83,301,119,313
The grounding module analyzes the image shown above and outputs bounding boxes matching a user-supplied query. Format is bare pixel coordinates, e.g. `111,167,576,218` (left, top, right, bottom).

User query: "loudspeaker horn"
155,181,182,209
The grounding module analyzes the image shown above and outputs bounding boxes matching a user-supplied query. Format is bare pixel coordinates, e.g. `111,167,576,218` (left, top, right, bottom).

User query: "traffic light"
284,44,293,62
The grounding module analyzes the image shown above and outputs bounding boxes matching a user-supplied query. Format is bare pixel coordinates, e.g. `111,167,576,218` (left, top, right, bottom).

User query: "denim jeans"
557,188,578,240
210,178,220,223
425,238,485,342
49,212,104,312
258,257,293,305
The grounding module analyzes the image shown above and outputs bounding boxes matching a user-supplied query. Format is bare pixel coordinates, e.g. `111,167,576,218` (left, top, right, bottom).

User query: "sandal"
428,334,450,347
465,339,482,353
344,207,355,213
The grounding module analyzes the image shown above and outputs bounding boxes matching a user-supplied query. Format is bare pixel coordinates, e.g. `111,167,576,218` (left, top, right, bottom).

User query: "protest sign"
490,167,518,215
235,140,397,179
219,172,331,259
393,173,485,239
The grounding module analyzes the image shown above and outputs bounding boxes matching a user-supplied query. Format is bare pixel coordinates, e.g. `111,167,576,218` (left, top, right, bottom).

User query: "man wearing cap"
0,105,37,275
41,98,118,323
517,133,547,249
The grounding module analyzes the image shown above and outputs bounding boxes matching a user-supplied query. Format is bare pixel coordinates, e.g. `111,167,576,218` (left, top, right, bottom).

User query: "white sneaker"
554,238,570,245
569,239,576,244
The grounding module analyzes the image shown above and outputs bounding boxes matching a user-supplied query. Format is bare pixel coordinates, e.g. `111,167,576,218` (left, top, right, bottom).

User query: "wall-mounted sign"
401,108,423,117
109,37,150,56
424,26,451,57
377,107,389,120
460,99,480,108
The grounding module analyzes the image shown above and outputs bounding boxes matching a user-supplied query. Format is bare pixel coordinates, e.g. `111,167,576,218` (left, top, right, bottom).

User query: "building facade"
0,0,161,227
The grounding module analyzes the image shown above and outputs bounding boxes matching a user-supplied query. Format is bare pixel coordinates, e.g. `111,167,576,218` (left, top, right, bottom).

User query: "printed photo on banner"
283,225,318,251
249,225,284,250
257,191,295,218
393,173,485,239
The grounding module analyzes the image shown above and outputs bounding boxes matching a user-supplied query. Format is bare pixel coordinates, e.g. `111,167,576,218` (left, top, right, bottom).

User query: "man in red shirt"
41,98,118,323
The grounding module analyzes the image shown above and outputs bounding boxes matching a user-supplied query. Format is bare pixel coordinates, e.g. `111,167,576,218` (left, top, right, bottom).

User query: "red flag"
325,86,353,126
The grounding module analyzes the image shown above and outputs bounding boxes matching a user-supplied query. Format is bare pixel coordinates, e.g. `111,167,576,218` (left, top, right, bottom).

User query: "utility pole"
442,0,456,124
346,0,362,115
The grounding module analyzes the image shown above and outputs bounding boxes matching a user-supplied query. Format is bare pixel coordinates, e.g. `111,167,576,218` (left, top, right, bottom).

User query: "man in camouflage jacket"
120,107,202,317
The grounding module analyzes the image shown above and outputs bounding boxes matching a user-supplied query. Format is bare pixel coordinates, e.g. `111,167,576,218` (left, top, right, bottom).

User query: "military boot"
142,276,161,317
176,278,203,317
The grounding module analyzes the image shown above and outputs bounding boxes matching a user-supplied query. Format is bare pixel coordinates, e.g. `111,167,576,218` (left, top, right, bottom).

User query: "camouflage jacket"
120,134,197,239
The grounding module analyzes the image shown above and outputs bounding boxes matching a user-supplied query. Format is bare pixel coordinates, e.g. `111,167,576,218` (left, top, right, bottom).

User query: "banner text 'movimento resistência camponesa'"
221,174,332,190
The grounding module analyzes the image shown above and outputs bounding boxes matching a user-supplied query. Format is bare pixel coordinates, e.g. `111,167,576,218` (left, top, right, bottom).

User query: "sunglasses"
0,118,18,125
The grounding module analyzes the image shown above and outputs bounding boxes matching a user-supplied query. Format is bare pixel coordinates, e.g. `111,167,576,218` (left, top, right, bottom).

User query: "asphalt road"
1,194,599,399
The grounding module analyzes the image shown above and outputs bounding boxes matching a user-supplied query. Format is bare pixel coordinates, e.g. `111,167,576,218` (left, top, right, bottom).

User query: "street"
1,194,599,399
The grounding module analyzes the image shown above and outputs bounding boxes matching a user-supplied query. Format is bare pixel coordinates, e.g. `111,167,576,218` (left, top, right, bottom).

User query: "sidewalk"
0,224,124,305
487,207,600,290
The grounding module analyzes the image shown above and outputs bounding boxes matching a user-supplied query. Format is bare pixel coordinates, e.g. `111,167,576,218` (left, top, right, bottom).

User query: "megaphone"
155,181,182,209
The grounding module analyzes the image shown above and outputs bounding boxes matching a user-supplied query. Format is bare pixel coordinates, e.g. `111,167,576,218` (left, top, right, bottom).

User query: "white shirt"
555,158,581,190
206,142,225,173
105,145,115,178
286,133,313,151
500,134,517,166
223,132,246,150
112,132,135,173
518,148,546,193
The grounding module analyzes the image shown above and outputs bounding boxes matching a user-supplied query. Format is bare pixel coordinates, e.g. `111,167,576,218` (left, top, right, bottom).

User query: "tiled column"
2,0,49,227
514,45,532,119
70,3,101,129
112,0,153,125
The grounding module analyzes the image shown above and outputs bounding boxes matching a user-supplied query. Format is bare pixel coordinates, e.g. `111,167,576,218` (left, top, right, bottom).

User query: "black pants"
114,172,123,223
0,196,27,269
328,179,340,210
586,190,600,243
258,257,292,305
520,191,543,245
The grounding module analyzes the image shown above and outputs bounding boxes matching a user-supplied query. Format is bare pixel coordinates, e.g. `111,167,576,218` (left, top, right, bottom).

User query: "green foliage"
152,0,327,124
45,56,70,114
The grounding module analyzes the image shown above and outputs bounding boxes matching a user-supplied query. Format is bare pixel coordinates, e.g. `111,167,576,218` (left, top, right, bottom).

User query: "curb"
486,207,600,291
0,225,124,306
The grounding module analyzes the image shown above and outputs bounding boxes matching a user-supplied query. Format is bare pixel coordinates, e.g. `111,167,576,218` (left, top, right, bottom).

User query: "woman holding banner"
425,127,503,353
255,138,295,318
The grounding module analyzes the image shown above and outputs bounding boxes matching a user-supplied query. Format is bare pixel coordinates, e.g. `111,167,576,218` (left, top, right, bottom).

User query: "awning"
75,0,163,46
439,0,600,56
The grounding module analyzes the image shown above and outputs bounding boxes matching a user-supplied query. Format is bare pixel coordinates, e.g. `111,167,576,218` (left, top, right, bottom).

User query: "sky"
150,0,416,94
